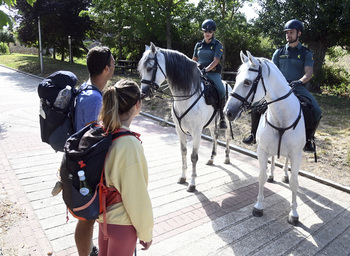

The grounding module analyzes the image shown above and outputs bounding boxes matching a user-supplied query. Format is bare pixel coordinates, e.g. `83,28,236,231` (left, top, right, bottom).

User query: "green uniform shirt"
272,42,313,82
193,38,223,68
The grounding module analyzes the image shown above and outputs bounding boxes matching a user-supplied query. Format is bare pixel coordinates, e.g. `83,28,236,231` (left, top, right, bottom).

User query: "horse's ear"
240,50,248,63
247,51,259,67
150,42,157,54
145,45,150,51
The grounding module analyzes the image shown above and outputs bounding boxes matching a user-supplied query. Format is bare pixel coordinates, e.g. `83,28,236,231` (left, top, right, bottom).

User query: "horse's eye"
244,79,252,87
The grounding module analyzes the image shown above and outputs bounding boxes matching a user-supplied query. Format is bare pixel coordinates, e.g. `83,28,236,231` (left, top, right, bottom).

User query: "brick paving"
1,65,350,256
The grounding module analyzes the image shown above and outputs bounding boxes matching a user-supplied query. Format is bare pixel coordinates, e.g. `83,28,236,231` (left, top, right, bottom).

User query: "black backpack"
60,122,137,222
38,71,100,152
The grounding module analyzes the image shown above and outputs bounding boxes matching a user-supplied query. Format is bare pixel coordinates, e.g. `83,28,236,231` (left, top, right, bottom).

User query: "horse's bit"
231,63,302,158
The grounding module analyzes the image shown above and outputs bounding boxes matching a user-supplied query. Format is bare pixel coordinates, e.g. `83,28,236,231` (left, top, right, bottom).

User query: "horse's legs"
282,158,289,184
267,156,275,183
253,146,268,217
287,152,302,225
206,127,217,165
187,134,201,192
177,132,188,185
224,124,231,164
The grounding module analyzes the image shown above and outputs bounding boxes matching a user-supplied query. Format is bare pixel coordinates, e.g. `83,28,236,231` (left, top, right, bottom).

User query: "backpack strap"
75,82,103,96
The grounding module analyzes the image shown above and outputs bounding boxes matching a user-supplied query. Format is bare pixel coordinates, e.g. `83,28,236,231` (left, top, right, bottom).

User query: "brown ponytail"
99,79,141,132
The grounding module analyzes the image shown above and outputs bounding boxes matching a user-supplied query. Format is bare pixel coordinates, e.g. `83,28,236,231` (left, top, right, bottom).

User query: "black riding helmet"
201,19,216,31
284,19,304,34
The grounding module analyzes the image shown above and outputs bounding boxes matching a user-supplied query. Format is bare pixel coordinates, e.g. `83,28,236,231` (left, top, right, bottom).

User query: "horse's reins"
231,62,302,158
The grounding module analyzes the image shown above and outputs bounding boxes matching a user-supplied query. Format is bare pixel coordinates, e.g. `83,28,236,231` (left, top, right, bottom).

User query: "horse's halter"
230,64,267,112
141,52,167,97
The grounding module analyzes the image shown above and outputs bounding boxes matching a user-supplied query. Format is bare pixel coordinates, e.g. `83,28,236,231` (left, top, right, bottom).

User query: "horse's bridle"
230,63,296,112
141,52,167,96
230,65,267,112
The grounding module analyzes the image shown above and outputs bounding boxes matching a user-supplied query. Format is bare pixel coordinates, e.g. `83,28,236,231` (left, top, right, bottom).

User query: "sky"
188,0,259,21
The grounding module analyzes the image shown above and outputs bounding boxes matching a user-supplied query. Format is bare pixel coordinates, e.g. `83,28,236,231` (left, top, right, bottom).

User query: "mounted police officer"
192,19,227,129
243,19,322,153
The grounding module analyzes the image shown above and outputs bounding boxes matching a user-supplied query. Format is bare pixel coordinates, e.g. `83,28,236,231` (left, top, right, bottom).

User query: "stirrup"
303,139,315,153
219,119,227,129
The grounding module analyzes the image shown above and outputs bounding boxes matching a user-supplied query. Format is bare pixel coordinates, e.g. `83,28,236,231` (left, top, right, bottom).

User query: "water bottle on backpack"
78,170,92,196
53,85,72,110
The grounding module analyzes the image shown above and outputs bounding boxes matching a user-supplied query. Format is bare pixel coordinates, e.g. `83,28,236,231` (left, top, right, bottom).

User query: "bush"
0,42,9,54
320,66,350,97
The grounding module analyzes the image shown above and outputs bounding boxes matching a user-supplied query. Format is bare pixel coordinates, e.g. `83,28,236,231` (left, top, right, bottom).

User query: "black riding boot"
304,117,321,153
219,97,227,129
243,111,260,144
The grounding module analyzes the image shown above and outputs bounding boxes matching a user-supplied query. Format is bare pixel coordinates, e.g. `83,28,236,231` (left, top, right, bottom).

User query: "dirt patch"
0,193,26,256
141,96,350,188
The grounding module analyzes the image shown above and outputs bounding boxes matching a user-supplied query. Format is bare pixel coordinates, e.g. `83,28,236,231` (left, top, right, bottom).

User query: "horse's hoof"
252,207,263,217
187,185,196,193
224,158,230,164
288,215,299,226
282,176,289,184
178,177,186,184
206,159,214,165
267,176,274,183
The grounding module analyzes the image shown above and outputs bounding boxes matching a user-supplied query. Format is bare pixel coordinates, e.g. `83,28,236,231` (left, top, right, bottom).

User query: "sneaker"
90,246,99,256
242,135,256,145
51,181,63,196
303,140,315,153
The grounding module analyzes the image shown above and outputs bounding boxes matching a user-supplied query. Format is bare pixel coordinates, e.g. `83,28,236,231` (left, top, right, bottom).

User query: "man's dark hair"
86,46,112,77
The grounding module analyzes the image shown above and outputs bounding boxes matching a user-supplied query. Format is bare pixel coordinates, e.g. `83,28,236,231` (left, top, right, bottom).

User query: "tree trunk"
307,41,328,92
221,38,226,72
166,15,172,49
118,35,123,60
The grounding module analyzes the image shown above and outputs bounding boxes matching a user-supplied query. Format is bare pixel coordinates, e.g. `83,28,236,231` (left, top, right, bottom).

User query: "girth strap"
265,105,302,158
173,90,205,135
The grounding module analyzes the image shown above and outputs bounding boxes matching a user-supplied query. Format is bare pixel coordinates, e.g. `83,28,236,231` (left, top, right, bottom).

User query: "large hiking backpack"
38,71,100,152
60,122,138,223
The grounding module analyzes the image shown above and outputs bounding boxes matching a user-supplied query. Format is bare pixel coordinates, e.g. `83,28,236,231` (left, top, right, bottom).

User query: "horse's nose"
225,110,235,122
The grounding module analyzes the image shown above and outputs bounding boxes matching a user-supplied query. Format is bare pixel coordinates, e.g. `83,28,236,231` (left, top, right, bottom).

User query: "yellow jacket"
97,126,153,242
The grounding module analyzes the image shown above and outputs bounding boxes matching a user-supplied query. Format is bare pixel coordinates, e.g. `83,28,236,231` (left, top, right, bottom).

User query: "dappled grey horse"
138,43,232,192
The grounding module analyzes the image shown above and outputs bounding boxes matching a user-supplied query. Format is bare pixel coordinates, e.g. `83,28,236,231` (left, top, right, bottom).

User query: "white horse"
224,51,305,225
138,43,232,192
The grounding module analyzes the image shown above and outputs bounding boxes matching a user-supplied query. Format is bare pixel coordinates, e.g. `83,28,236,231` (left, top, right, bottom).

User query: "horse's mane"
160,49,202,95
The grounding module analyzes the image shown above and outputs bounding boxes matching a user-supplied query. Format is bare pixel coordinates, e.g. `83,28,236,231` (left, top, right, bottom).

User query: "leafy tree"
89,0,197,60
0,28,15,53
255,0,350,91
15,0,93,61
0,0,36,27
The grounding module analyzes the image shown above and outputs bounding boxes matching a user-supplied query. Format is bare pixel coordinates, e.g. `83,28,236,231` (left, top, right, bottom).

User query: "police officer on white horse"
192,19,227,129
243,19,322,153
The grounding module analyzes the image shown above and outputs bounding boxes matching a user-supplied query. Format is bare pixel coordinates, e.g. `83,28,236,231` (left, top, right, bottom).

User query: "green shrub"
320,66,350,97
0,42,9,54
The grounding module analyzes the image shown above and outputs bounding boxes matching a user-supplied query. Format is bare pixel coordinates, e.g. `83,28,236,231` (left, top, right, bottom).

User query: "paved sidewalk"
1,65,350,256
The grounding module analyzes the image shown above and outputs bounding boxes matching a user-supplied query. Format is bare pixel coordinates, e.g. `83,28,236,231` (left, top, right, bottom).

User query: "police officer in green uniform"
193,19,227,129
243,19,322,152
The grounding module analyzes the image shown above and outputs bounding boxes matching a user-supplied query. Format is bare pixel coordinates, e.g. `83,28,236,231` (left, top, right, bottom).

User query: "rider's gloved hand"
289,80,303,88
201,68,207,75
